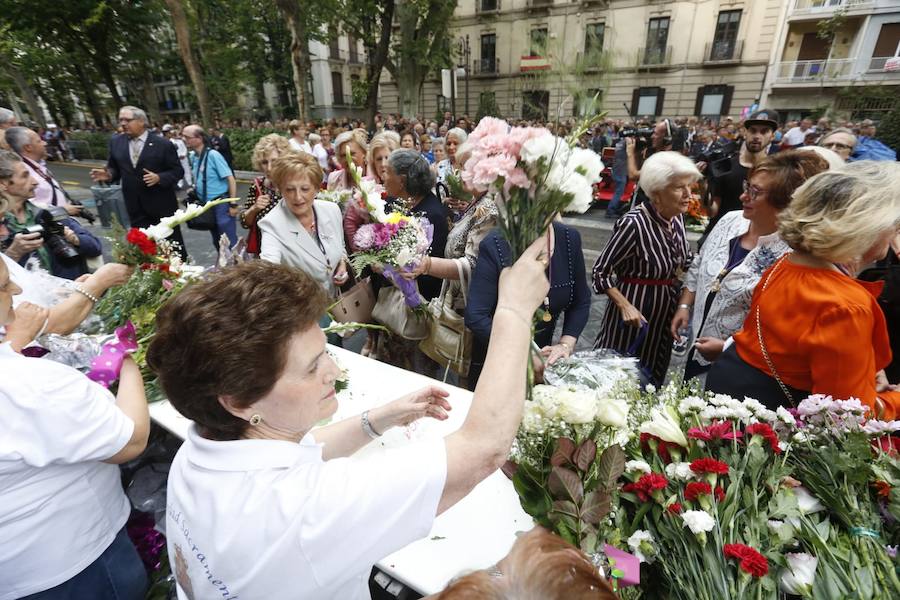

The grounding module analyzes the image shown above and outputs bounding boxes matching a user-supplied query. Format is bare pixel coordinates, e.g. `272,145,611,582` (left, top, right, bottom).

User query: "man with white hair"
0,108,17,151
90,105,186,256
5,126,81,215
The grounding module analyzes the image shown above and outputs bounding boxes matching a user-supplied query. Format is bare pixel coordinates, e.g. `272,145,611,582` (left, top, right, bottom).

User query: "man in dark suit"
90,105,186,256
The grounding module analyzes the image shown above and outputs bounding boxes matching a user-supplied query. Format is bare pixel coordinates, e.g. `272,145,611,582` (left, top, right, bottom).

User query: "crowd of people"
1,98,900,600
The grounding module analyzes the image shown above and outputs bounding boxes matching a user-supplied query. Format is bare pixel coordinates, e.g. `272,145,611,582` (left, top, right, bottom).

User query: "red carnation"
873,480,891,499
623,472,669,502
690,457,729,475
688,421,742,442
724,543,768,578
684,481,712,502
126,228,157,256
666,502,683,514
745,423,781,454
640,432,674,463
715,486,726,502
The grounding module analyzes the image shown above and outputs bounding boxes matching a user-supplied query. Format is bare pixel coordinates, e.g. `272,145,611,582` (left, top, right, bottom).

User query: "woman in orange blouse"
706,161,900,419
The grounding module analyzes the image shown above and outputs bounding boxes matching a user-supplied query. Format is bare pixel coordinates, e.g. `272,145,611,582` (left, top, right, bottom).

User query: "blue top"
465,222,591,348
191,148,232,201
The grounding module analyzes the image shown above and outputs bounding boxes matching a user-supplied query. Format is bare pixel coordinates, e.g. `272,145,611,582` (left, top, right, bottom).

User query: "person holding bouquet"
435,127,468,189
239,134,294,256
147,247,550,599
706,161,900,419
592,151,701,386
258,153,348,299
327,129,369,192
0,257,150,600
344,131,399,253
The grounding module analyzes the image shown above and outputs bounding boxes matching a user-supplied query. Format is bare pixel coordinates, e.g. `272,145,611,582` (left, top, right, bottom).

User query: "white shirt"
783,126,813,146
129,130,149,166
170,137,193,187
0,343,134,599
289,138,313,155
312,142,330,171
166,425,447,600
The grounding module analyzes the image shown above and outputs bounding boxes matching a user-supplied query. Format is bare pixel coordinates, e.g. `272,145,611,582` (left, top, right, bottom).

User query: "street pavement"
51,160,693,378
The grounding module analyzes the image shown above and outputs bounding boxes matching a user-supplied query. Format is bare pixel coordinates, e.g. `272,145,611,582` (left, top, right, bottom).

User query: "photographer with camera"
183,124,238,250
624,119,675,209
5,126,96,223
700,110,778,244
0,151,101,280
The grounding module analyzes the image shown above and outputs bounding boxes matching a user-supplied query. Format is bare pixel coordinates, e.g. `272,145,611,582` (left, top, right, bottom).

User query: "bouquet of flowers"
460,115,604,261
444,170,473,204
350,213,433,308
316,188,353,207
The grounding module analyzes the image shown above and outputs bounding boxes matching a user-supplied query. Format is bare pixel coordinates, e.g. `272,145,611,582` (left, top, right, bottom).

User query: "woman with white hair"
591,151,701,385
706,161,900,419
435,127,468,187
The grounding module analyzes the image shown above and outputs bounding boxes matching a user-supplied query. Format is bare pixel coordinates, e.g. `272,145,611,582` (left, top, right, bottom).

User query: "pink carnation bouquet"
461,115,605,260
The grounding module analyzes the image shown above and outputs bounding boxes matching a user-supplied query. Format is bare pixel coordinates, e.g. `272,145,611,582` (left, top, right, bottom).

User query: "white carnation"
567,147,604,185
681,510,716,535
678,396,707,415
627,530,656,563
520,132,563,166
665,461,696,481
776,406,797,426
625,460,652,475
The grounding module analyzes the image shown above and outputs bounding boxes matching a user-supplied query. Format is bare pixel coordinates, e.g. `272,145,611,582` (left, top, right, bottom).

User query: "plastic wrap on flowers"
35,331,118,371
543,349,640,391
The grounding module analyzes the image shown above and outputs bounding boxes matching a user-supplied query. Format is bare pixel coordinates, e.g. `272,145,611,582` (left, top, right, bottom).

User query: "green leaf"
574,438,597,472
596,444,626,492
550,437,576,467
551,499,579,519
581,490,612,525
548,465,584,504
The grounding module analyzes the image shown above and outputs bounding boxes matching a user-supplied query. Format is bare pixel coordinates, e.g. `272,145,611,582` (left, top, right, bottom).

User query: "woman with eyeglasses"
818,128,857,162
671,149,837,383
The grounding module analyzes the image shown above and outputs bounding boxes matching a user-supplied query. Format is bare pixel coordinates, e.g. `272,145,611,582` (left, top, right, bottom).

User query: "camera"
699,140,739,179
620,126,654,153
26,206,81,262
70,200,97,225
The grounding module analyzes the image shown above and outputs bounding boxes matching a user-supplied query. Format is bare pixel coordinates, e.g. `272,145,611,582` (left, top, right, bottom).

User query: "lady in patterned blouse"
239,134,295,255
592,151,700,386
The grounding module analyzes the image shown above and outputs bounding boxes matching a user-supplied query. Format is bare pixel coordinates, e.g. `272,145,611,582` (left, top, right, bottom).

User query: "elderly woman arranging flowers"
148,247,549,599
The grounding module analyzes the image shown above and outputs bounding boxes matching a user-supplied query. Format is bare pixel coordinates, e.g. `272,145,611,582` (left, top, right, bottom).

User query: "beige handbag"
330,277,375,324
419,259,472,377
372,284,429,340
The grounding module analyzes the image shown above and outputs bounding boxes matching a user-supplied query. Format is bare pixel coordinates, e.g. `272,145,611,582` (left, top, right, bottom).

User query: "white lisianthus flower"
627,530,657,564
640,406,688,447
779,553,818,597
625,460,652,475
556,387,598,424
596,396,629,429
665,461,696,481
520,132,565,166
794,486,825,514
681,510,716,535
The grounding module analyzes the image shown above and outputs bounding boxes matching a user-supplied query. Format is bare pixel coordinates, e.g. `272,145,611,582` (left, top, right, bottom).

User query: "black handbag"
186,149,218,231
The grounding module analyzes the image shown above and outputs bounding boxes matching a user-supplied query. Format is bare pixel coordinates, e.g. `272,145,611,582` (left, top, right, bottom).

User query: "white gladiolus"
625,460,652,475
779,553,817,596
141,223,174,241
627,530,657,563
639,406,689,447
681,510,716,535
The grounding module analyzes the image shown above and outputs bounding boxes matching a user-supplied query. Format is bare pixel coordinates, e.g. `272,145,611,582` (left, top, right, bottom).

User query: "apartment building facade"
759,0,900,120
379,0,786,122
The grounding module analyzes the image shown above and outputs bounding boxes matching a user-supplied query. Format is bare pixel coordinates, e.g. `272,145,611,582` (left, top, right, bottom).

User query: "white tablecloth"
148,345,533,596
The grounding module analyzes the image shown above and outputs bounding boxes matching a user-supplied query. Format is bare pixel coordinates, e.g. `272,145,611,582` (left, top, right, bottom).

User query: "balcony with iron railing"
473,57,500,75
868,56,900,73
773,58,855,83
704,39,743,64
790,0,875,18
637,45,673,67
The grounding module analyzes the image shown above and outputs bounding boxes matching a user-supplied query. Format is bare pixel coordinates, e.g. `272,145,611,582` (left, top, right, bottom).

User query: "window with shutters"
631,87,665,118
530,28,548,57
711,10,741,61
481,33,497,73
331,72,344,105
644,18,670,65
584,23,605,56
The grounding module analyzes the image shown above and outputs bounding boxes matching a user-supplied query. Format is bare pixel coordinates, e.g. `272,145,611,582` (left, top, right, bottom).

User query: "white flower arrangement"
681,510,716,535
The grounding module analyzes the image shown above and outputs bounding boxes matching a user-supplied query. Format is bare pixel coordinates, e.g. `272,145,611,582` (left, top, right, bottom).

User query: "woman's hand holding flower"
371,386,452,431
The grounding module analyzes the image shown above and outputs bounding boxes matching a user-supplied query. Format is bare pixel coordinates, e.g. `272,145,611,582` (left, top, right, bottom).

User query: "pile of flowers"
460,115,603,260
509,372,900,599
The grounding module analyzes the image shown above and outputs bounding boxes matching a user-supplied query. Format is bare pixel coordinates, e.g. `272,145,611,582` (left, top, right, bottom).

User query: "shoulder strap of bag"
754,256,794,405
197,148,209,201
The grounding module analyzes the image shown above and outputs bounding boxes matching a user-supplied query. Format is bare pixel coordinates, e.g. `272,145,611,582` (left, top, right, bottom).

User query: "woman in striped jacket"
592,151,700,385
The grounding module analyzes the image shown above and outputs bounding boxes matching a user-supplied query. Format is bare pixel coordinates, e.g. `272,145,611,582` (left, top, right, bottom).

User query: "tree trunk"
164,0,212,127
95,59,124,110
141,71,162,125
275,0,312,122
71,62,106,127
4,63,45,128
363,0,396,130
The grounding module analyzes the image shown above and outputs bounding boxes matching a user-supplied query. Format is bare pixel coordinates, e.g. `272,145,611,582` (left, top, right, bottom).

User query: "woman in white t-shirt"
147,246,549,599
0,257,150,600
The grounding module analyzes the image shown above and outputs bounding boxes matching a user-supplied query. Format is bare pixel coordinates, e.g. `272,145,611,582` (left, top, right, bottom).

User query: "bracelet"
495,305,531,327
361,410,382,439
677,304,692,310
73,284,100,304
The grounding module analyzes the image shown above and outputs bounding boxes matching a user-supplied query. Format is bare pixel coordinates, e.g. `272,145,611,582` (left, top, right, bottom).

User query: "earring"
249,414,262,426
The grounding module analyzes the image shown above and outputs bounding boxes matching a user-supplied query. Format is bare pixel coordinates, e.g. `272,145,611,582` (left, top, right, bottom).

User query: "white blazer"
258,200,346,297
